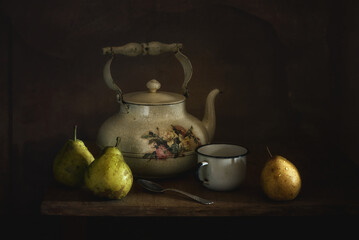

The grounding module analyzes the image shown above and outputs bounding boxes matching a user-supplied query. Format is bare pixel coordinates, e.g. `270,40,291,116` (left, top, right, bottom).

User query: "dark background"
1,0,358,236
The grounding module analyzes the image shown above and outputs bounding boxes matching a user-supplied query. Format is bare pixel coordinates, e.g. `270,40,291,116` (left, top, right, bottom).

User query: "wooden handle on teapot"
103,42,183,56
103,42,192,100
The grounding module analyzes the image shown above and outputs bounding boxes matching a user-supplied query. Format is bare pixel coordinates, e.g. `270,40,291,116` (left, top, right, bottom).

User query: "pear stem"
266,146,273,158
115,137,121,147
74,125,78,141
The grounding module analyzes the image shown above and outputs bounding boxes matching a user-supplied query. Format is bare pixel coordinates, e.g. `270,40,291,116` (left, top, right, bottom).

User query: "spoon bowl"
137,179,165,192
137,179,214,205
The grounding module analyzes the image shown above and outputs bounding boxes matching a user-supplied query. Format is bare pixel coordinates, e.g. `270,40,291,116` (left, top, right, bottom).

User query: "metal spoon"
137,179,214,205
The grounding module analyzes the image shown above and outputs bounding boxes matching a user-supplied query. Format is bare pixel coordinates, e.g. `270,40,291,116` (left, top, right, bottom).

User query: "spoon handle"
164,188,214,205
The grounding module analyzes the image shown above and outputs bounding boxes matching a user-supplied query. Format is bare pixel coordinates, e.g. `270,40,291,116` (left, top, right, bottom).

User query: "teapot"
97,42,220,178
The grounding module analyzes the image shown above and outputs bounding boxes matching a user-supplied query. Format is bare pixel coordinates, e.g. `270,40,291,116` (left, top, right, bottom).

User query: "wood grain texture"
41,171,359,216
42,142,359,216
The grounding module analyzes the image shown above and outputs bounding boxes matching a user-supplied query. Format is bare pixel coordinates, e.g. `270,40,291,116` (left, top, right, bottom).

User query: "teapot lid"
122,79,185,105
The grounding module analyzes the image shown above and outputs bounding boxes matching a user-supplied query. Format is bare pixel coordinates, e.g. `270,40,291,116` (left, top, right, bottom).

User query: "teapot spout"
202,89,220,143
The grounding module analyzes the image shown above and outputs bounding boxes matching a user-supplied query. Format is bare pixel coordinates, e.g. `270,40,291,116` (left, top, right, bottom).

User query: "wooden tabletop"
41,167,359,216
41,140,359,216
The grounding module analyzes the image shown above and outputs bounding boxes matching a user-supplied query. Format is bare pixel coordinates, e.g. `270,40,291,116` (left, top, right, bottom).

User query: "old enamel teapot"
97,41,220,178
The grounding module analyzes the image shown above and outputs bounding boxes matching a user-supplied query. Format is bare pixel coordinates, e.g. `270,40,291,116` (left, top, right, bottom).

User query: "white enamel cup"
196,144,248,191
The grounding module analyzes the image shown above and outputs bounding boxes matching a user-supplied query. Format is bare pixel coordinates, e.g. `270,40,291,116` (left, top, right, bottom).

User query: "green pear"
84,137,133,200
53,126,95,187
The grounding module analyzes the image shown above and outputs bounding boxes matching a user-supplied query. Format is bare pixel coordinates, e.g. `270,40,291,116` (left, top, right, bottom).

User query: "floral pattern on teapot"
141,125,201,160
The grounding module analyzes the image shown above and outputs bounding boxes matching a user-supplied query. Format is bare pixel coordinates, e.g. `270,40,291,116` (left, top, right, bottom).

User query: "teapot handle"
103,42,193,103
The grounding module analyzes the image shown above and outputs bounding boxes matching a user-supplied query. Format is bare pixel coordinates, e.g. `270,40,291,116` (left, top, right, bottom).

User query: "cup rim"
195,143,248,159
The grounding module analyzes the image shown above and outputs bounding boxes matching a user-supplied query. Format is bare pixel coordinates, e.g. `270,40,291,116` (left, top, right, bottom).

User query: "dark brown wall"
1,0,358,216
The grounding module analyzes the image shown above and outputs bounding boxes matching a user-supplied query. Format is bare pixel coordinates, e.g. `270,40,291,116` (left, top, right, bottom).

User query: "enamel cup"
196,144,248,191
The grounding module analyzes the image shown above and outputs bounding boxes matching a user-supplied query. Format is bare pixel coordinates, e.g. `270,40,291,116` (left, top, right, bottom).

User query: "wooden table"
40,139,359,217
41,166,359,216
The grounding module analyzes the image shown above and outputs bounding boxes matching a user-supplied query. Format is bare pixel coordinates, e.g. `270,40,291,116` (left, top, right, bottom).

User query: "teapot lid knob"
146,79,161,93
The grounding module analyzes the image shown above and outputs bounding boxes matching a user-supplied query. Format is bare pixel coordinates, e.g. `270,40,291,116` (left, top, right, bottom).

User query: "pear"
53,126,95,187
260,147,301,201
84,137,133,200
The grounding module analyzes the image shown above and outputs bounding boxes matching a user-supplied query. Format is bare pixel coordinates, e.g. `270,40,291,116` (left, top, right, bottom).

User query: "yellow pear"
53,126,95,187
84,137,133,200
260,147,301,201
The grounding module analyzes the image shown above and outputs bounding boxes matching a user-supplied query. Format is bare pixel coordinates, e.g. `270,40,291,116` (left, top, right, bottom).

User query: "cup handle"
196,161,209,184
